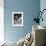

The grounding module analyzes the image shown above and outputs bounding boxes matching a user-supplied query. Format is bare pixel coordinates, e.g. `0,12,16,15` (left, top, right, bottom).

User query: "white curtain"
0,0,4,42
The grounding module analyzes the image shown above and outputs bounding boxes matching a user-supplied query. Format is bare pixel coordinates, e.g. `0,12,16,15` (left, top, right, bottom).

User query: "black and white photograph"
12,12,23,26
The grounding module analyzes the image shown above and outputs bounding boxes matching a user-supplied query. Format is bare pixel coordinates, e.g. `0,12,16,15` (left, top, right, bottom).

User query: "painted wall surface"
40,0,46,27
4,0,40,42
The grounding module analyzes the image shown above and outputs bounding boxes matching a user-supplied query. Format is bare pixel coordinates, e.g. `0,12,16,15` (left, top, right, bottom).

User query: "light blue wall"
4,0,40,42
40,0,46,27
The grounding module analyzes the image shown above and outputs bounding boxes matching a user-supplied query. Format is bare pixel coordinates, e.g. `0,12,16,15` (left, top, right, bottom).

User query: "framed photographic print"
12,12,23,26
